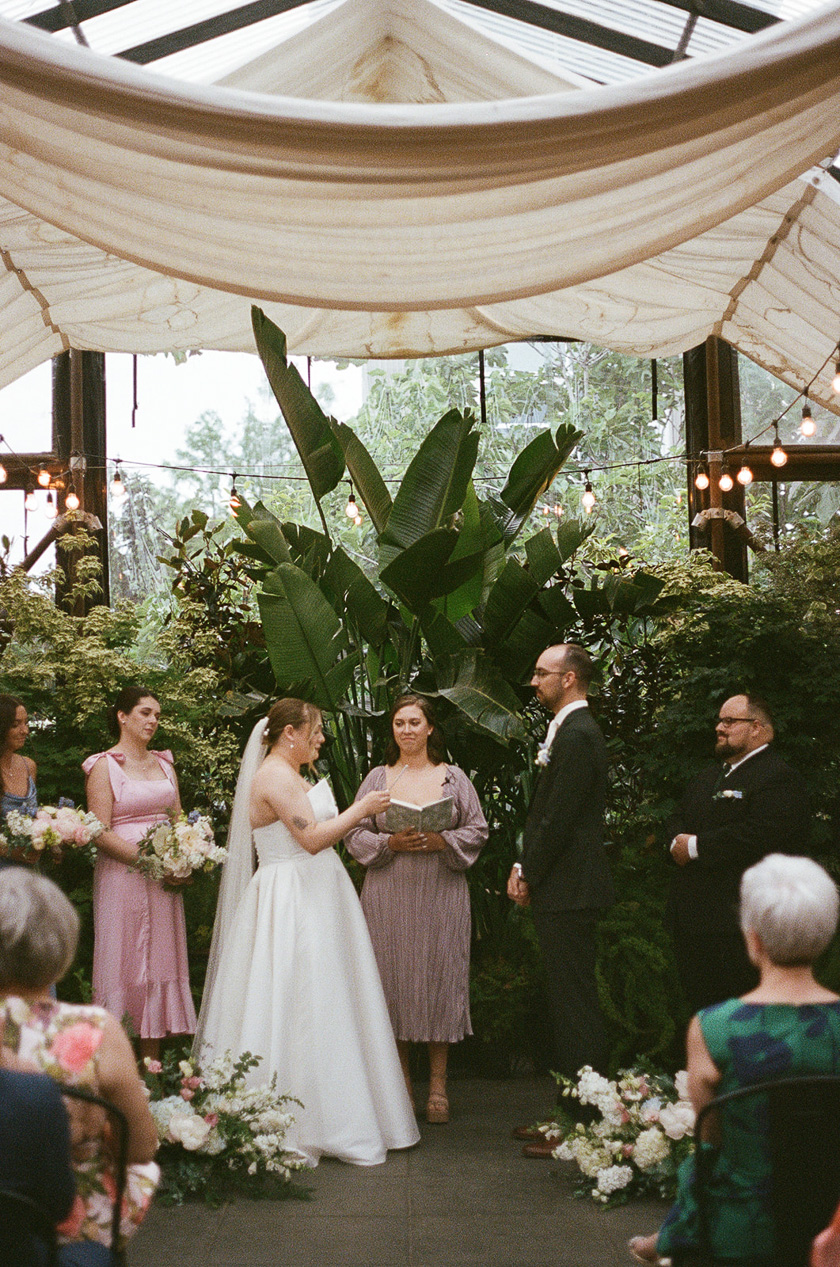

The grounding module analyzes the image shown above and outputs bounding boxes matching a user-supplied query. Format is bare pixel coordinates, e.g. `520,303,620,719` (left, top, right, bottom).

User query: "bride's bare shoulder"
252,756,302,796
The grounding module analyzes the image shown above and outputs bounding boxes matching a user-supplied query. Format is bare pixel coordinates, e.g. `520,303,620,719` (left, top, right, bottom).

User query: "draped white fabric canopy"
1,0,840,408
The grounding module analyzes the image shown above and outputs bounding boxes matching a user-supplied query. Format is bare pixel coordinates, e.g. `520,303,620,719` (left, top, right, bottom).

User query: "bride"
194,698,420,1166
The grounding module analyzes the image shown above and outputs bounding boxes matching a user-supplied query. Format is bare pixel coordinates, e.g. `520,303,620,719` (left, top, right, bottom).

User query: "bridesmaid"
84,685,196,1060
0,694,38,871
345,695,488,1124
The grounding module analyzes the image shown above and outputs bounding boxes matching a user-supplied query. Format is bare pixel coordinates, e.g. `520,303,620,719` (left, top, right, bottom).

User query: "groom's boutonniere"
713,789,744,801
535,741,552,767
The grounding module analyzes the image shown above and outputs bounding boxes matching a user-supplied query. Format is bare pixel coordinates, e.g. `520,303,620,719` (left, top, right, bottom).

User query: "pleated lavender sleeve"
344,767,395,870
440,767,488,872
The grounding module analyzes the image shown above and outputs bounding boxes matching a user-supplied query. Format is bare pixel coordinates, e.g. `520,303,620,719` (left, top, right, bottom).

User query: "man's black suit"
521,705,614,1081
666,745,811,1015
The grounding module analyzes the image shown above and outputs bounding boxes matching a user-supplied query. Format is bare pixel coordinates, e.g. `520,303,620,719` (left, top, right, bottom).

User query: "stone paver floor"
131,1077,667,1267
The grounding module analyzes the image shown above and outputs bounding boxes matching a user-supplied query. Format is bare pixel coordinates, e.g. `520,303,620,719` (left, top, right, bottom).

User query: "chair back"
695,1073,840,1267
59,1085,129,1266
0,1188,58,1267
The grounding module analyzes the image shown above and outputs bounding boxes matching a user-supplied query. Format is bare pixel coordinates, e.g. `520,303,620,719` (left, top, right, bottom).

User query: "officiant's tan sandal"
426,1092,449,1124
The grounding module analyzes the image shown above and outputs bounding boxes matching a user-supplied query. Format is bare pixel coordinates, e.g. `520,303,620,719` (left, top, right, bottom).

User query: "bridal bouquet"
0,801,104,865
134,810,226,889
549,1065,695,1207
144,1047,304,1205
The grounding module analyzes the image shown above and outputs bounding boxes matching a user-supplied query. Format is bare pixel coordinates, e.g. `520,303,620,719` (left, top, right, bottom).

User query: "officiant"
345,694,488,1126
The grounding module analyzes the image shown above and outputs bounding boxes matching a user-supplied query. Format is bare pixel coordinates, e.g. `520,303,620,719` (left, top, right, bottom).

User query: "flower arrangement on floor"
549,1065,695,1207
134,810,226,889
143,1047,305,1205
0,801,104,865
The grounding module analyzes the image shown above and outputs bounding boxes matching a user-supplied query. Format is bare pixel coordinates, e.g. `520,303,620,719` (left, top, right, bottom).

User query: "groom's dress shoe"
522,1139,558,1158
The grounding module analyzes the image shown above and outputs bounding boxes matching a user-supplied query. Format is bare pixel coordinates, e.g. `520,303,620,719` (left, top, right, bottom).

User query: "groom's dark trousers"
521,706,614,1082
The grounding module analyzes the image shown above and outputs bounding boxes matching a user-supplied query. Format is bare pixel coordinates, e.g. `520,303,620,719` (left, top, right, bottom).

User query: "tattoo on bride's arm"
292,816,312,830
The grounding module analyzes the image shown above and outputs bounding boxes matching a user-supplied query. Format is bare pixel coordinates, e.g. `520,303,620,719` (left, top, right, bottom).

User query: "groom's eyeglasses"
532,669,563,680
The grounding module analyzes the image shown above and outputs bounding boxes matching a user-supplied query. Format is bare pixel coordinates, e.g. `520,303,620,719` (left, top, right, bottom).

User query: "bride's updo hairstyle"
108,684,158,738
385,694,447,766
264,698,318,750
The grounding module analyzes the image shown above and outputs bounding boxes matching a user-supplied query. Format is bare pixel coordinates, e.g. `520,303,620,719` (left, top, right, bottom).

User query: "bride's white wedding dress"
195,774,419,1167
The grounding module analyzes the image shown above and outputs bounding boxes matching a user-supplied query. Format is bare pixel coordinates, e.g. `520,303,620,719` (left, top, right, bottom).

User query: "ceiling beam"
26,0,135,31
654,0,777,35
459,0,675,67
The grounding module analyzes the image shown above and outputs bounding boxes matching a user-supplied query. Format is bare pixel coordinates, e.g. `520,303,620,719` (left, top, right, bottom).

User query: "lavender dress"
345,765,488,1044
84,750,197,1039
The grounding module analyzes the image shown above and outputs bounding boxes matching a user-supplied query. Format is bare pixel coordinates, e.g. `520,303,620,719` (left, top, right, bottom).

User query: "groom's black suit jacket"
665,745,811,937
521,706,614,913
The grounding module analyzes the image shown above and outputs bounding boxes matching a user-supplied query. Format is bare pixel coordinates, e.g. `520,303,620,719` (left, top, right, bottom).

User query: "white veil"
193,716,267,1055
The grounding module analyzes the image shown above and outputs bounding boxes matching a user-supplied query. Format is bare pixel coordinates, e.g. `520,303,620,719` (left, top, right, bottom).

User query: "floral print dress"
0,996,159,1248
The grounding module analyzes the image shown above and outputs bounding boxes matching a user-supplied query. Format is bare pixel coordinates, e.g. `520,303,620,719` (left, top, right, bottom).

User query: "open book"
385,796,454,834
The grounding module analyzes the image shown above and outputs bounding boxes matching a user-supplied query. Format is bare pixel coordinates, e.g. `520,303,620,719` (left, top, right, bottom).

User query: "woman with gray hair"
630,854,840,1266
0,869,158,1261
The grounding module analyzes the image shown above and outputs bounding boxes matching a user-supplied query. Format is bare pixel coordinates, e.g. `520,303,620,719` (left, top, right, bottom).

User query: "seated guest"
0,869,159,1262
0,1066,75,1267
629,853,840,1266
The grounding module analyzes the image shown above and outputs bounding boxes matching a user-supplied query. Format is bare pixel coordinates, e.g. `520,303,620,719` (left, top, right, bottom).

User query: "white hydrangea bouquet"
143,1048,304,1205
134,809,226,889
0,801,104,865
550,1065,695,1207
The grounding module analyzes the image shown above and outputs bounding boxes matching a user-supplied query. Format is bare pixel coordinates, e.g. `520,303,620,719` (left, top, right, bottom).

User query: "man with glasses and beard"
667,693,811,1016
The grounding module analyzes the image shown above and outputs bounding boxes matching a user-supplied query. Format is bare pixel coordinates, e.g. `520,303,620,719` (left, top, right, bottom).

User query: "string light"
581,471,596,514
736,456,753,486
37,468,51,488
800,394,816,437
44,491,57,520
344,484,358,519
718,464,734,493
24,489,37,511
0,464,6,485
832,360,840,395
110,462,127,501
353,514,362,527
770,425,788,468
694,465,710,491
229,474,241,513
65,490,80,511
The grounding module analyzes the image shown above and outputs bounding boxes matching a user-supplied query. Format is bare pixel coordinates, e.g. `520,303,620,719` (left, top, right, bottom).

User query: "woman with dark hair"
345,695,488,1124
0,694,38,837
194,699,419,1167
84,686,196,1061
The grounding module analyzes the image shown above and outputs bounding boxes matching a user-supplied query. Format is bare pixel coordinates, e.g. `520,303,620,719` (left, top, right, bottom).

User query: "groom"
508,643,614,1154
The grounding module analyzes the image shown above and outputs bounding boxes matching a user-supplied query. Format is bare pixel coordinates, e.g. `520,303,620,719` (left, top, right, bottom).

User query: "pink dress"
84,750,197,1038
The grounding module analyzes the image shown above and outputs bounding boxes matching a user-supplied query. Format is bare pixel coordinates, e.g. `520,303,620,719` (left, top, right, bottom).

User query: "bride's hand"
359,789,390,819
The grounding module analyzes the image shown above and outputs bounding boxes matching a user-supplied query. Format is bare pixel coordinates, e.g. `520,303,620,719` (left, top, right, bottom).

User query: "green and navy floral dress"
658,998,840,1261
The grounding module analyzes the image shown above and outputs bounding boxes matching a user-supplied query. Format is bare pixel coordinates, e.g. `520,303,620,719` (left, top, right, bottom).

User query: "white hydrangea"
150,1095,191,1140
576,1067,615,1107
633,1127,670,1171
596,1164,634,1195
168,1112,212,1151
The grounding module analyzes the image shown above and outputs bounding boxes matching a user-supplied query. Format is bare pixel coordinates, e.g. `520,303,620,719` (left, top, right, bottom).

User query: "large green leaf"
435,482,486,622
257,562,358,711
481,558,540,646
380,409,479,557
538,585,577,631
436,652,525,744
323,547,390,646
251,308,344,501
281,522,331,575
556,516,595,563
524,527,562,587
490,424,581,545
379,528,459,609
330,422,392,535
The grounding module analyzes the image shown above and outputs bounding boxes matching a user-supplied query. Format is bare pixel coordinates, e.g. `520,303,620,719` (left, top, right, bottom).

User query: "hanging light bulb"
37,467,51,488
694,466,710,491
65,490,80,511
0,464,7,485
800,396,816,437
718,464,734,493
542,504,550,517
229,474,241,513
24,489,37,511
345,484,358,519
770,425,788,468
353,514,363,527
110,463,127,501
44,491,57,520
832,360,840,394
581,472,596,514
553,503,563,518
736,459,753,486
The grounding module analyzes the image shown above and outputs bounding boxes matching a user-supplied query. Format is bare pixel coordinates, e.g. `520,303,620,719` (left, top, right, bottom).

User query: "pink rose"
144,1058,163,1074
51,1023,102,1073
180,1088,195,1101
623,1144,634,1158
203,1113,219,1127
184,1075,201,1090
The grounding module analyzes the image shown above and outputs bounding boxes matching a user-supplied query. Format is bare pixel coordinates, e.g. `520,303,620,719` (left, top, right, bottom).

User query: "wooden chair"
59,1086,129,1267
689,1073,840,1267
